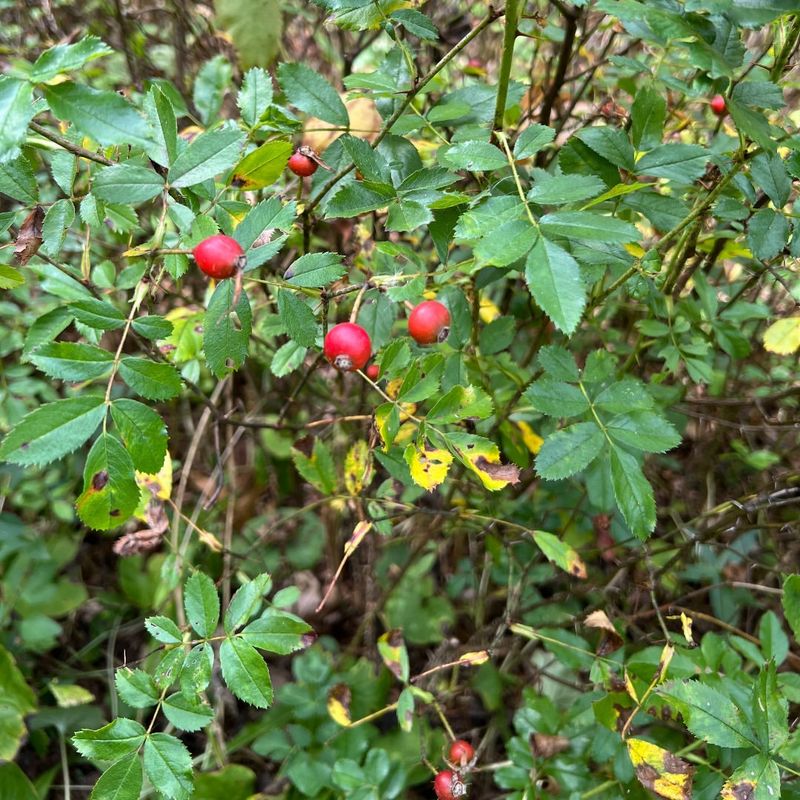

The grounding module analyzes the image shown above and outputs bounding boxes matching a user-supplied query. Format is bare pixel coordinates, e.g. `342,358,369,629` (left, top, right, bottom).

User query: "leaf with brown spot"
14,206,44,265
327,683,352,727
627,738,693,800
531,733,570,759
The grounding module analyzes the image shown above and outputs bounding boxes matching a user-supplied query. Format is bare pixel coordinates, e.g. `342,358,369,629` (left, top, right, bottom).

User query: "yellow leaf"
458,650,489,667
763,316,800,355
516,420,543,454
385,377,403,399
344,441,372,495
327,683,352,727
135,453,172,501
680,612,693,645
405,444,453,491
479,296,501,323
343,521,371,558
627,738,693,800
624,670,639,703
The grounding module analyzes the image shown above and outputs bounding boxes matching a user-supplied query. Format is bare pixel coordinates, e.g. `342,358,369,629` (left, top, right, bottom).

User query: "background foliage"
1,0,800,798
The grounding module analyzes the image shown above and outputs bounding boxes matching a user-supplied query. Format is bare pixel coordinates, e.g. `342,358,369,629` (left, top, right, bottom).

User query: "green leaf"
44,82,152,148
168,126,245,188
119,357,182,401
277,290,318,347
0,765,38,800
93,163,165,204
609,445,655,539
184,573,220,638
219,636,274,708
525,236,586,334
607,411,681,453
0,395,106,466
0,153,37,203
180,644,214,695
162,693,214,732
71,299,126,330
0,78,35,164
751,663,788,752
637,144,709,183
237,67,273,127
270,340,306,377
90,753,143,800
234,197,295,249
233,140,292,189
474,219,537,266
326,181,395,218
73,718,146,762
0,264,24,289
576,126,634,170
783,574,800,642
386,198,433,232
539,211,639,244
145,87,178,167
115,668,160,709
728,98,776,152
145,616,183,644
224,573,272,633
758,610,789,666
75,433,139,530
339,134,389,183
29,35,113,81
240,610,313,654
30,342,113,381
747,207,788,261
203,280,253,377
749,153,791,207
659,680,758,749
537,344,580,382
378,339,411,378
390,9,439,40
631,84,666,150
153,647,186,690
731,80,785,110
277,63,348,127
110,399,167,474
40,198,75,257
594,378,654,413
143,733,194,800
286,252,346,288
427,385,493,424
23,309,73,357
0,645,37,761
535,422,604,480
193,55,232,125
525,377,589,417
513,124,555,160
528,173,605,205
441,141,507,171
132,315,173,340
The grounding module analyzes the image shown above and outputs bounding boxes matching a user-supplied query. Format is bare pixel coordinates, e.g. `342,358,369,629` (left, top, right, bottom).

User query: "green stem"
493,0,522,132
770,14,800,81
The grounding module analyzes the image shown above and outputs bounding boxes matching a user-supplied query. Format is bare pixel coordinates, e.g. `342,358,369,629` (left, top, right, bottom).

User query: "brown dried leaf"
14,206,44,266
531,733,570,759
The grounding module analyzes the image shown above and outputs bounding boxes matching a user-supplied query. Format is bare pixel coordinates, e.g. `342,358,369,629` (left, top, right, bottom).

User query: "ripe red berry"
366,364,380,381
710,94,726,116
192,234,245,280
408,300,451,345
288,150,318,177
449,739,475,767
467,58,482,69
324,322,372,372
434,770,466,800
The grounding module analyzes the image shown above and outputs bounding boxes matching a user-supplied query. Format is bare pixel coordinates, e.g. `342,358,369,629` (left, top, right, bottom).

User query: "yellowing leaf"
625,243,646,258
680,612,693,645
763,316,800,355
344,440,372,495
517,420,543,454
627,738,693,800
233,140,292,189
405,444,453,491
377,629,409,682
135,452,172,501
344,520,371,558
532,529,587,579
327,683,352,727
458,650,489,666
450,435,520,491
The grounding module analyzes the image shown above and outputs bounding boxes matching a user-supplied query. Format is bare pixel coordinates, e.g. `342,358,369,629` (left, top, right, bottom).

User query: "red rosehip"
467,58,482,69
449,739,475,767
288,150,318,177
408,300,451,345
434,770,466,800
366,364,380,381
710,94,726,116
324,322,372,372
192,234,246,280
